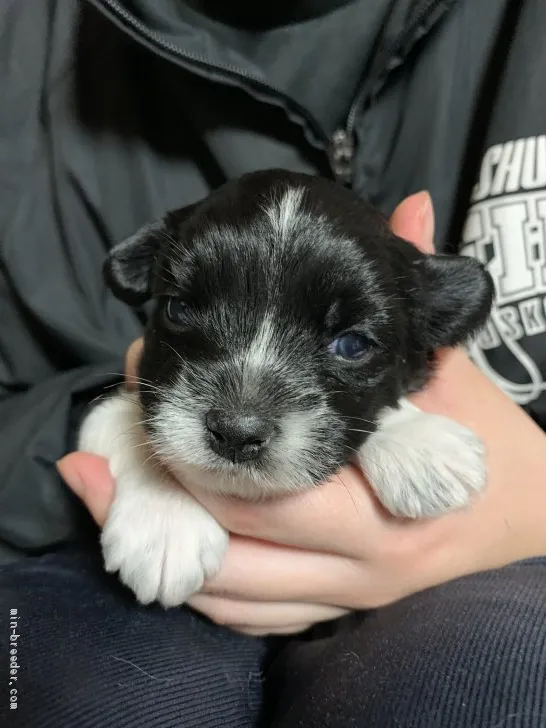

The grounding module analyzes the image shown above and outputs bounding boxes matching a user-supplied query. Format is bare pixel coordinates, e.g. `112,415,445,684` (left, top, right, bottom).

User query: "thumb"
390,190,435,254
57,453,114,527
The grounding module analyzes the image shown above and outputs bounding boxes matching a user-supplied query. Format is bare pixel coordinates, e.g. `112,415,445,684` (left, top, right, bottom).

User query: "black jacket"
0,0,543,561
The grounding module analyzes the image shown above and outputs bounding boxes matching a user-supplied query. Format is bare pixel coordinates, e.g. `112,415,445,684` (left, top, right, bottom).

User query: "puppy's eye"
164,297,188,328
328,333,373,360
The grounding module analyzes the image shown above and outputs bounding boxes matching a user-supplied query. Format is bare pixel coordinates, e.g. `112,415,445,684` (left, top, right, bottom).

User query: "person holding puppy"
1,1,545,727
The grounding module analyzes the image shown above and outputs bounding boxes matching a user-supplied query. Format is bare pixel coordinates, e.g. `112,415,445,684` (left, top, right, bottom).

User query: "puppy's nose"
205,409,274,462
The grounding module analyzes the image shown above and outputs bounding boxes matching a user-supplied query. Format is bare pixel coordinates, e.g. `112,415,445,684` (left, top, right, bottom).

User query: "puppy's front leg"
78,391,228,607
358,399,487,519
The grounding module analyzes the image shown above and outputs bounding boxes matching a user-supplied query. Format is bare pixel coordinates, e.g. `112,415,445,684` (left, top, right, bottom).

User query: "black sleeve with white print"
459,0,546,427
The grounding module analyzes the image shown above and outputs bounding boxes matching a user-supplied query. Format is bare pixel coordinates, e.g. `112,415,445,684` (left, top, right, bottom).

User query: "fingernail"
418,191,435,247
56,458,85,498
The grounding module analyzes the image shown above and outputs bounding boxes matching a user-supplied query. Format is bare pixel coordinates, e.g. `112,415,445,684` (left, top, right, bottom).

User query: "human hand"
58,192,546,635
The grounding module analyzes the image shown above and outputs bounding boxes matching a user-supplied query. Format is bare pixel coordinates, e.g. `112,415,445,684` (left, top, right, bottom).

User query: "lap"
0,548,269,728
268,558,546,728
2,550,545,728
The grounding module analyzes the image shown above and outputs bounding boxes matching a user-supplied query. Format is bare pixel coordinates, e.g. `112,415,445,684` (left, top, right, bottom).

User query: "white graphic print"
461,136,546,404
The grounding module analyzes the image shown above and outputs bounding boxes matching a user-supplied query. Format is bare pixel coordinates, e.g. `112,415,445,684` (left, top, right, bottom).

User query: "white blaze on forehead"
265,187,305,241
243,315,278,372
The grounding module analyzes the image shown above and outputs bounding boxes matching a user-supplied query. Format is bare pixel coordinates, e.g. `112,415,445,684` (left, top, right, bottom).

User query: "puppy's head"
105,170,493,497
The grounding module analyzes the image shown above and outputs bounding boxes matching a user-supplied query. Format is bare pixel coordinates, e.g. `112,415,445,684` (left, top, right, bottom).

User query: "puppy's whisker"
130,441,152,450
100,381,125,391
333,472,362,519
342,415,377,425
88,393,109,408
159,230,188,261
161,341,186,367
124,378,164,391
141,451,164,470
339,443,390,479
101,373,151,385
343,445,360,455
124,376,161,387
154,271,176,288
115,422,153,440
100,375,166,397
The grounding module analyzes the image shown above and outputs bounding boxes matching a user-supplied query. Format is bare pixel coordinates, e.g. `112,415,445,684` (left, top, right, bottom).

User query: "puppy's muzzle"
205,409,275,463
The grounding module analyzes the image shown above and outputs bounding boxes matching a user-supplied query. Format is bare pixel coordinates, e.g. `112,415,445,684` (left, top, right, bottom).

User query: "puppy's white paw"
79,391,228,606
359,401,486,519
102,476,229,607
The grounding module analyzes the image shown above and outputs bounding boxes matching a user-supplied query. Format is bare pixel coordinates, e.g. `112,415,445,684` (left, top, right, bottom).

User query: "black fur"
104,170,494,491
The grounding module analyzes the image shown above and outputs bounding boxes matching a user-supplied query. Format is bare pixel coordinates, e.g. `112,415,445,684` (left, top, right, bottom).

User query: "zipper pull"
329,129,355,186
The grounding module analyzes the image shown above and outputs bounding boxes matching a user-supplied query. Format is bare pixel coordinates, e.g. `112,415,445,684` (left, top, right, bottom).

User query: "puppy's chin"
166,459,328,500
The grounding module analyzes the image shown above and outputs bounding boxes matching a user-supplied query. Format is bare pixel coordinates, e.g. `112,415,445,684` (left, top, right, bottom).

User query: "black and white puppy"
79,170,494,607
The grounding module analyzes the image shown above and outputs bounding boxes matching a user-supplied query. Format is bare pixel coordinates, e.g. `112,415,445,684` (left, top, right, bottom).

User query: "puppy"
79,170,494,607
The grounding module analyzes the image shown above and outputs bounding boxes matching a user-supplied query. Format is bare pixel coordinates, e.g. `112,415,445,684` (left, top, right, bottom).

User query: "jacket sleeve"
0,199,143,554
0,209,145,556
0,356,124,553
0,0,144,557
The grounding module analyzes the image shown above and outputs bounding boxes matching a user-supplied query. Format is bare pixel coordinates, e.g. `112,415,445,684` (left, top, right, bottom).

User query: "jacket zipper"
93,1,331,151
95,0,446,189
328,129,356,187
329,0,448,187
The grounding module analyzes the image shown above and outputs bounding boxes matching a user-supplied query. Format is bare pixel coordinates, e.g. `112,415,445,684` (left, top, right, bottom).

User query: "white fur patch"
358,398,487,518
242,315,276,374
79,392,228,607
265,187,305,242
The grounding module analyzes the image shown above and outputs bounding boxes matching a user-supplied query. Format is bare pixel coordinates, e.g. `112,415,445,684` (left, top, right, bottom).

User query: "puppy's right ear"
105,203,200,306
104,220,166,306
104,221,168,306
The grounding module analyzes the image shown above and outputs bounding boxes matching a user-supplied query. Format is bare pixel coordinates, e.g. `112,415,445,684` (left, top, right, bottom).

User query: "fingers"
125,338,144,389
390,190,435,253
56,453,114,526
187,465,388,557
198,535,368,606
188,592,347,634
198,535,406,609
234,624,315,636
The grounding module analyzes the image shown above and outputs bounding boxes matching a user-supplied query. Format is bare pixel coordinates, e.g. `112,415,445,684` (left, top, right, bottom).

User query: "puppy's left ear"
415,254,494,348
